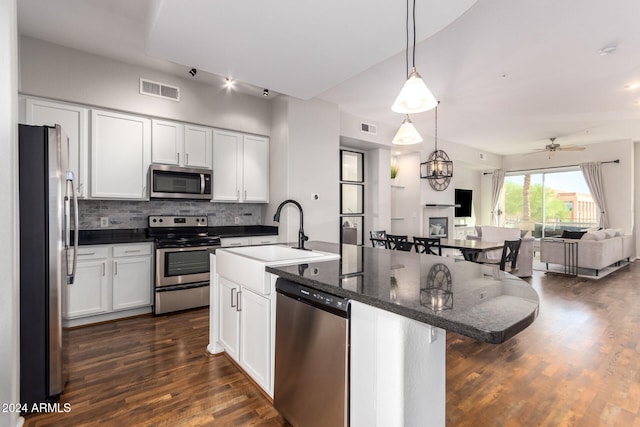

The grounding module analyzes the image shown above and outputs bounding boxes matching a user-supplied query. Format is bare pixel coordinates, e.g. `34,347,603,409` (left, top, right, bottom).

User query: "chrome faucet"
273,199,309,250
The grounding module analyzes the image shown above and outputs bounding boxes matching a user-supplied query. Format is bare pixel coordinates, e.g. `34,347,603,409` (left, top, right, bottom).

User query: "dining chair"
499,239,522,272
370,230,389,249
394,241,414,252
413,237,442,256
386,234,408,250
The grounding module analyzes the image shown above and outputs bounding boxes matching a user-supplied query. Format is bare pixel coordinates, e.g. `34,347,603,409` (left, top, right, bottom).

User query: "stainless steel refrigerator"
19,124,78,408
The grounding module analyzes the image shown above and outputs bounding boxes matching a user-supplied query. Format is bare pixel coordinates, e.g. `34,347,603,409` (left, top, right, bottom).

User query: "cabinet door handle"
244,190,247,200
236,291,242,312
102,263,105,276
177,152,180,164
236,190,240,200
185,153,189,165
231,287,236,307
114,261,118,275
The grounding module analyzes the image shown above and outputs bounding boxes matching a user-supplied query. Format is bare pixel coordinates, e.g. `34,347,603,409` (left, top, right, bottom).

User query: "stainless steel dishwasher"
274,278,351,427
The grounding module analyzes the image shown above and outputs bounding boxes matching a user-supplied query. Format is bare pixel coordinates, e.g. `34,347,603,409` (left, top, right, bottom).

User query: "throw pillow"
581,232,597,240
604,229,617,238
592,230,607,240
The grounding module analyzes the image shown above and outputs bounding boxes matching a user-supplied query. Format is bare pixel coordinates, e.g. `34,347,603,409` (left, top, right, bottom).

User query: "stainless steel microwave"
149,164,213,200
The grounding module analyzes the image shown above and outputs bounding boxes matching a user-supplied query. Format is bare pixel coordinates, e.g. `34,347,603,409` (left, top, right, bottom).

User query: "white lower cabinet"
239,288,271,391
64,243,153,326
112,256,152,311
218,276,272,394
219,278,240,361
66,248,109,318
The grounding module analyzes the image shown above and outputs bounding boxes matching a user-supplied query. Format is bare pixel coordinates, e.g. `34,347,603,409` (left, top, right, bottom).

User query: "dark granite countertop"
75,229,152,245
208,225,278,238
265,242,539,344
76,225,278,246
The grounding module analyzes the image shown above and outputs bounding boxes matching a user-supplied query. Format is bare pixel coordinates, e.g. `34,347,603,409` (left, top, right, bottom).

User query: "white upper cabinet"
91,109,151,200
151,119,184,166
213,129,269,203
21,97,89,198
152,119,212,169
212,129,242,201
243,134,269,203
184,124,213,169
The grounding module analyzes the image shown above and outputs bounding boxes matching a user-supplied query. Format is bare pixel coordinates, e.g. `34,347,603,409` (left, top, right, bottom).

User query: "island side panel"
208,253,224,354
351,300,446,427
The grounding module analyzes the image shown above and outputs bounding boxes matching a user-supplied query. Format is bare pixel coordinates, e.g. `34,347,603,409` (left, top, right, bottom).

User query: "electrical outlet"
100,217,109,228
234,216,240,224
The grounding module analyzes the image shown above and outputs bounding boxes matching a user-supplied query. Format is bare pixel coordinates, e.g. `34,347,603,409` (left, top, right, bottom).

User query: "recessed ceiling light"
626,82,640,90
598,45,617,56
224,78,234,89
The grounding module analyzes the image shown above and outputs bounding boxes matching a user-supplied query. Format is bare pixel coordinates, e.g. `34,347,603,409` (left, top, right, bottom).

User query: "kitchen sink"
215,245,340,294
223,244,329,263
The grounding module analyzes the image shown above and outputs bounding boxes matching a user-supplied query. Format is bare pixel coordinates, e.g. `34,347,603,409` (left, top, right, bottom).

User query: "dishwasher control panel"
275,278,350,315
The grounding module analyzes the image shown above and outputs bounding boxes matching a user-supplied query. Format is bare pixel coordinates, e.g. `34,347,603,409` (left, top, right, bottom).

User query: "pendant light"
391,0,438,114
420,104,453,190
392,115,423,145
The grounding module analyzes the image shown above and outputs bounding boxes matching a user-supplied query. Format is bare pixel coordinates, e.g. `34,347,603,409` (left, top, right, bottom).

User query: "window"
504,169,597,237
340,150,364,245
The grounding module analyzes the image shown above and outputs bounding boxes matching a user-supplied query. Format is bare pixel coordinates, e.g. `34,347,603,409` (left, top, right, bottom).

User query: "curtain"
580,162,608,228
490,169,505,226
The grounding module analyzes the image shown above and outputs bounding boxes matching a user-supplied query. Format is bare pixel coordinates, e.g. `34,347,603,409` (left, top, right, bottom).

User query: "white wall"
269,97,340,244
390,152,421,236
365,147,391,239
503,140,634,235
0,1,20,427
19,36,272,135
340,110,396,147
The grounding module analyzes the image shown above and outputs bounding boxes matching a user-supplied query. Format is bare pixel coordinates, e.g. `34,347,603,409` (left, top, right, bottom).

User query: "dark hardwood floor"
24,262,640,426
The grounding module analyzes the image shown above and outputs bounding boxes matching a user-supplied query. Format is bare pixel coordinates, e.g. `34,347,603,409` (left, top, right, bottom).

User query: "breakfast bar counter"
266,241,539,344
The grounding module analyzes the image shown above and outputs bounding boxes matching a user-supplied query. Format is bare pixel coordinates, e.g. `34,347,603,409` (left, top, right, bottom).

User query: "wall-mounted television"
454,189,473,217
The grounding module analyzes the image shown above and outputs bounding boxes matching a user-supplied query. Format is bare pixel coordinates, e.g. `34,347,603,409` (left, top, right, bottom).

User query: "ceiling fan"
528,137,586,158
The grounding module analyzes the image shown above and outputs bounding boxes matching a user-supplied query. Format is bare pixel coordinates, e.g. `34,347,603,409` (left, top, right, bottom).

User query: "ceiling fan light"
392,115,423,145
391,69,438,114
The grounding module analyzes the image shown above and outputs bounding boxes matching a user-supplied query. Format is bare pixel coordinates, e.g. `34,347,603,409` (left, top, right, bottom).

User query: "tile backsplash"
79,200,263,229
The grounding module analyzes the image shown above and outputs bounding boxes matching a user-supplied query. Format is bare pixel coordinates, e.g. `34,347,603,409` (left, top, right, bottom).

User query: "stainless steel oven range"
148,215,220,314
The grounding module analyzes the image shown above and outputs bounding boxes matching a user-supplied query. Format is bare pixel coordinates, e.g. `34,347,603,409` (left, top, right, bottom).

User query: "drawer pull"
79,252,95,256
228,242,243,246
124,250,141,253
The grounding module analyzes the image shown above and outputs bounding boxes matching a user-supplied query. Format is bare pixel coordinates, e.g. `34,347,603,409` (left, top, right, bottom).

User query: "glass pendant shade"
392,69,438,114
392,115,423,145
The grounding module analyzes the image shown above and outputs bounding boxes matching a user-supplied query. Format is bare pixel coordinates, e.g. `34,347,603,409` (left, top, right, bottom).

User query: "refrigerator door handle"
66,171,79,284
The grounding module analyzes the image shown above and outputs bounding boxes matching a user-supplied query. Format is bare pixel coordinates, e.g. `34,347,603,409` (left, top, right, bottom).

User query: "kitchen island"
210,241,539,427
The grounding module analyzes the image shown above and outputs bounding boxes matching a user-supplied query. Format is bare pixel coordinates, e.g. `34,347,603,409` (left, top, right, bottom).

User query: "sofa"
467,226,534,278
540,229,633,276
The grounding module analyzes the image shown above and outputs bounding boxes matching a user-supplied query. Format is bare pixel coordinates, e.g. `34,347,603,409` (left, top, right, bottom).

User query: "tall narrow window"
504,169,597,237
340,150,364,245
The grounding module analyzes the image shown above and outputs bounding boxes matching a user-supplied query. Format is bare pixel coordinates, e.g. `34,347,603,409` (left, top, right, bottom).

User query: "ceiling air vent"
360,122,377,135
139,78,180,102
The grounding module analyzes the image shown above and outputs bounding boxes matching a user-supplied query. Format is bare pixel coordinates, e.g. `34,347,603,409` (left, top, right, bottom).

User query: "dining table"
437,238,505,262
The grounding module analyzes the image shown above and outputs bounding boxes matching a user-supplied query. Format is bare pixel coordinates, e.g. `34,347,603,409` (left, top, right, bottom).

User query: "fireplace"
428,217,448,238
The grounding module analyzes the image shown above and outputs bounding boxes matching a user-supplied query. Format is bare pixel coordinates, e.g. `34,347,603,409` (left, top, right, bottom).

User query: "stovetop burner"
148,215,221,248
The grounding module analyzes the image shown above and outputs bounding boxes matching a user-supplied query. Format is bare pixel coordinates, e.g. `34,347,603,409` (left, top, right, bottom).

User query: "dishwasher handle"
275,278,350,318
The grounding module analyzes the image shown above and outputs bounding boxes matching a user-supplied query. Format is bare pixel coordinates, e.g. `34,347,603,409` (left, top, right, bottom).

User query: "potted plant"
390,164,399,180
